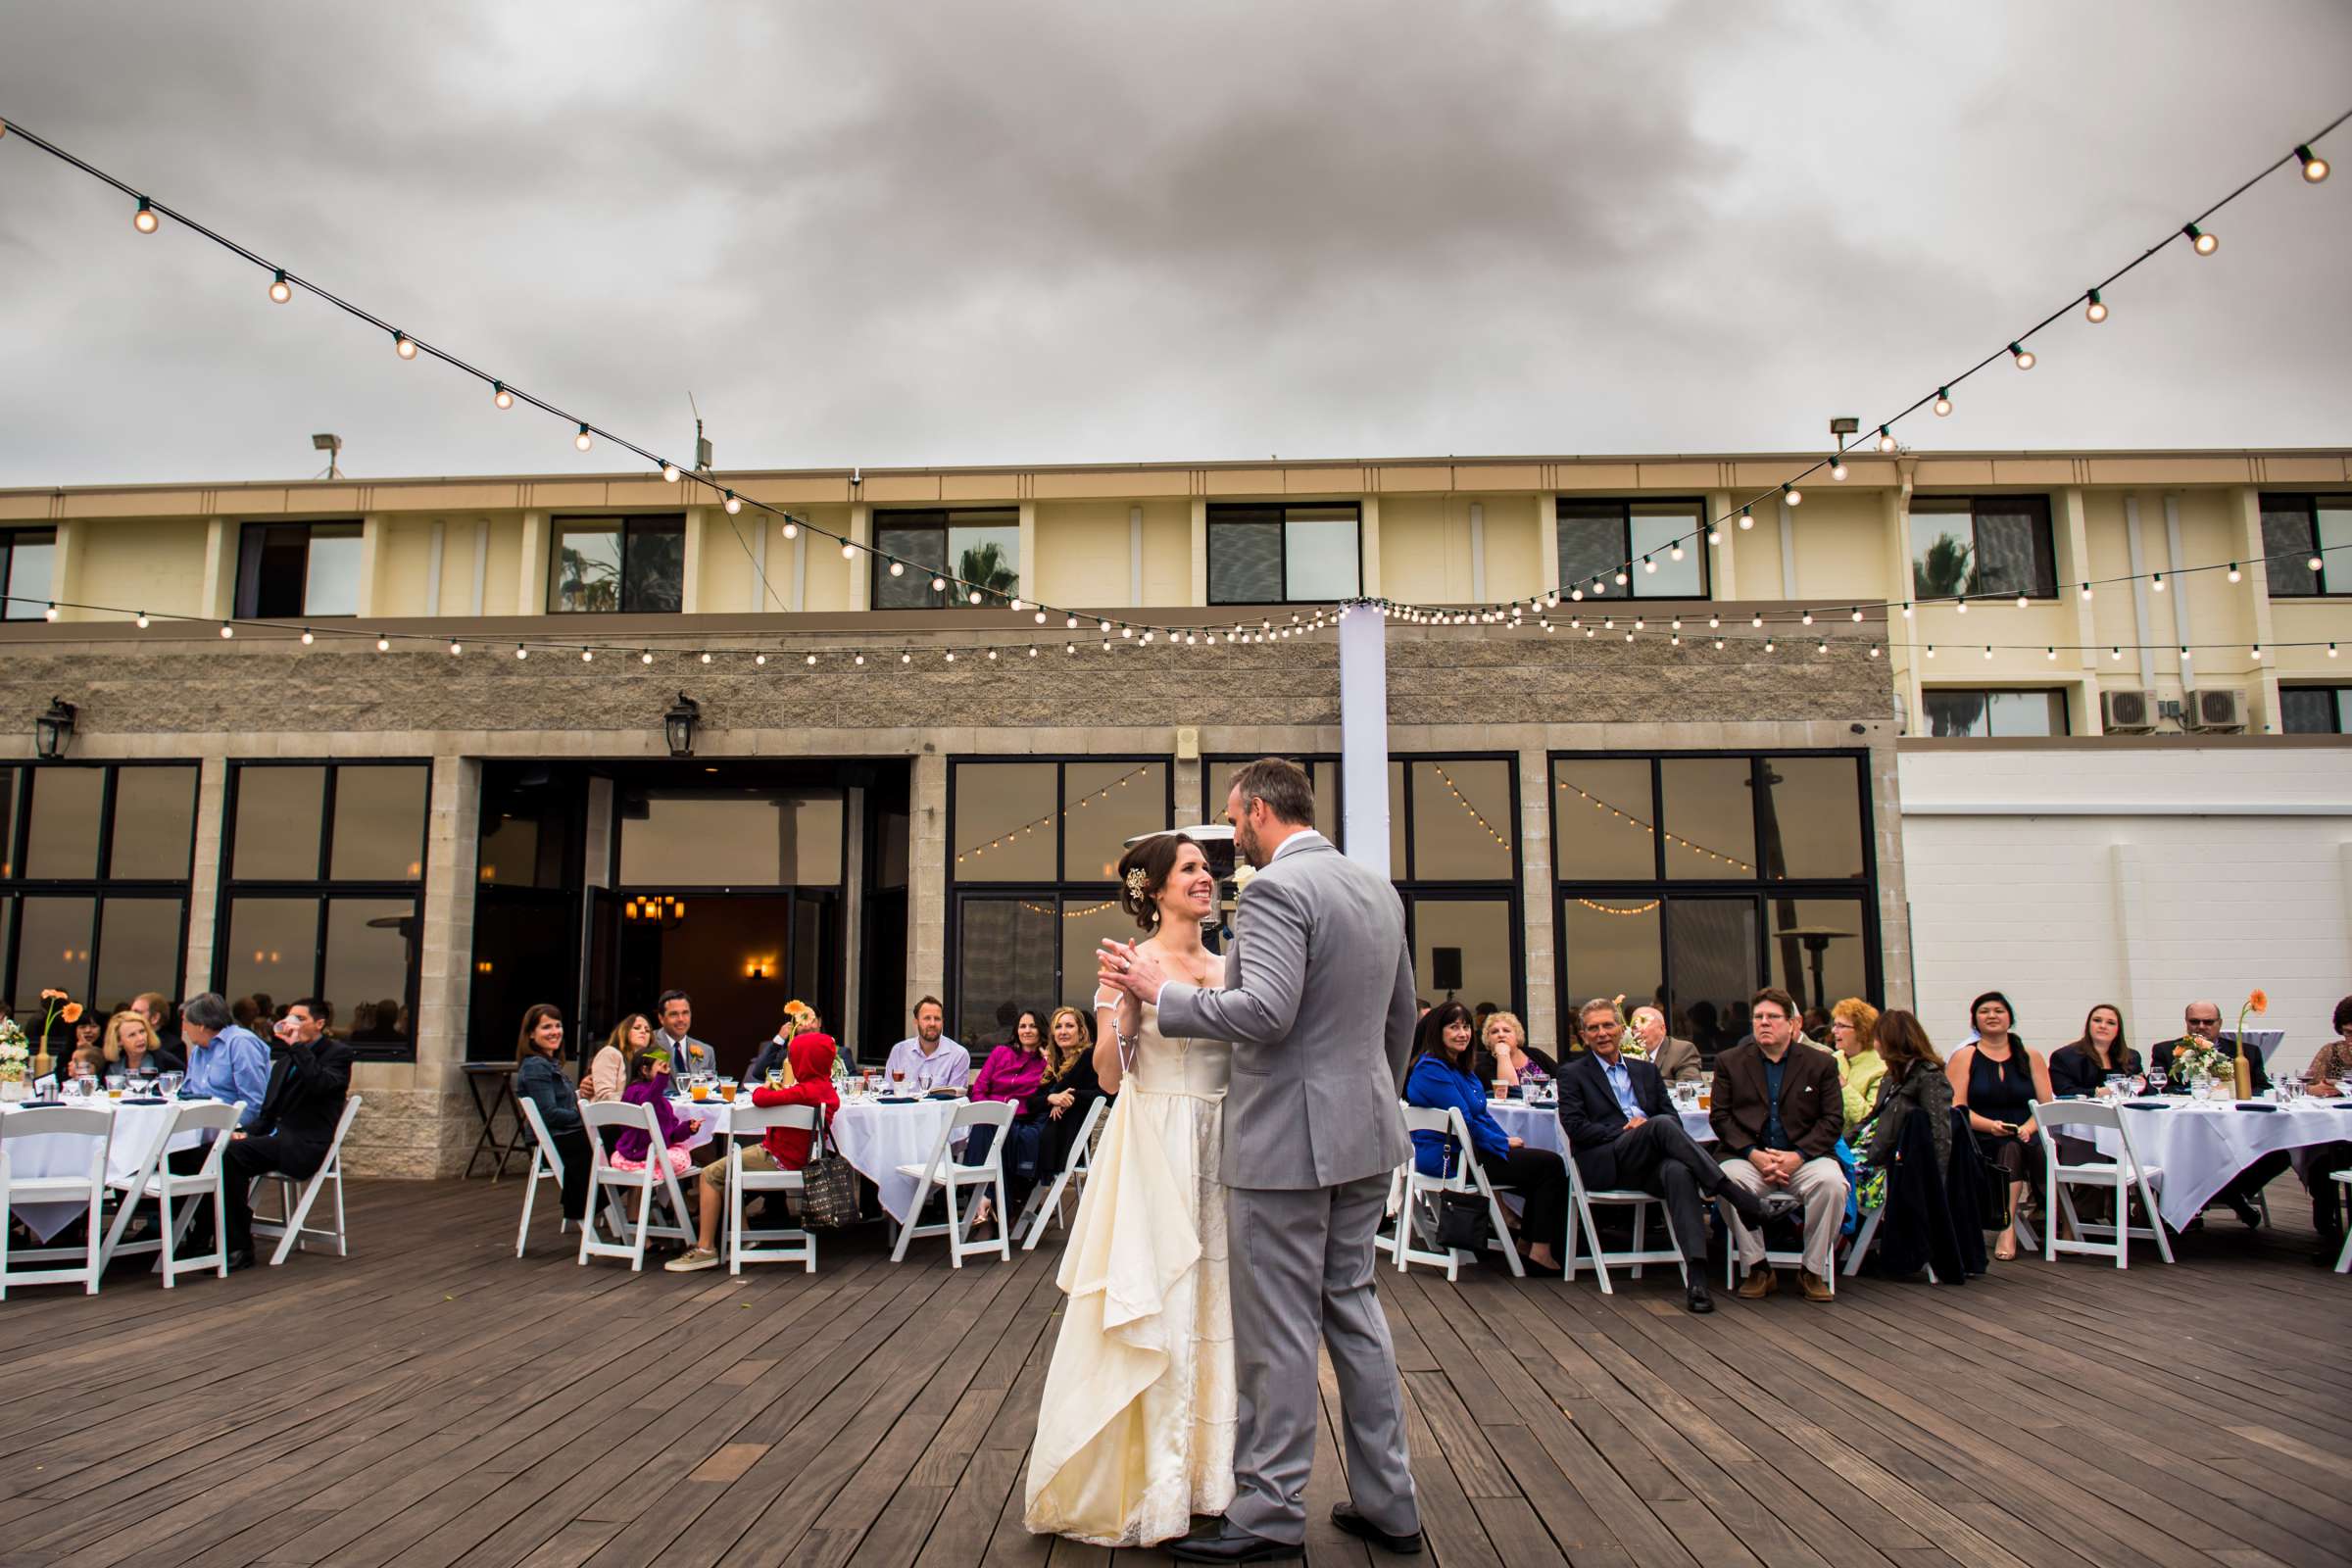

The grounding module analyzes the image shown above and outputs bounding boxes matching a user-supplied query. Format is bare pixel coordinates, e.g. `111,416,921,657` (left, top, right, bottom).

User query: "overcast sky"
2,2,2348,488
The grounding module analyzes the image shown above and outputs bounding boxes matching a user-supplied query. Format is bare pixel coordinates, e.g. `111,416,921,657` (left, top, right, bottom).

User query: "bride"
1023,832,1236,1547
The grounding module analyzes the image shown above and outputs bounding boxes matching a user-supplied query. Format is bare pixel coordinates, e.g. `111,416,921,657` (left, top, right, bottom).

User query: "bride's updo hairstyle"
1115,832,1198,934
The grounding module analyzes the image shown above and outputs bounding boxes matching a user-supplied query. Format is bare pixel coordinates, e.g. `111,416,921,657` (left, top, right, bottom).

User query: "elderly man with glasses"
2149,1001,2285,1230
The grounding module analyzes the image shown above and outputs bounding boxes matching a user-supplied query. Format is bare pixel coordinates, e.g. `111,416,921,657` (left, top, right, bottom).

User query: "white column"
2058,487,2099,734
1707,491,1737,602
1468,503,1487,604
1189,499,1208,607
1359,496,1382,600
2123,496,2156,690
200,516,235,619
424,519,446,617
355,514,388,615
1538,494,1560,602
1339,606,1391,876
1515,747,1556,1055
1017,501,1038,606
469,517,489,616
849,504,872,612
181,757,230,998
679,506,706,614
1882,484,1924,734
2231,485,2282,729
1129,506,1144,608
516,510,549,615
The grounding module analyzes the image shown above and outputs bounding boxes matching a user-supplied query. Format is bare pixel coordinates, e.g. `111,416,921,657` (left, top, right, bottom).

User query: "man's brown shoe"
1735,1266,1777,1299
1800,1270,1835,1302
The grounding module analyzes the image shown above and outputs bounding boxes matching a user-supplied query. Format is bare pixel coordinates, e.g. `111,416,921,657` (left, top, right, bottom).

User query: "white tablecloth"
1489,1100,1714,1157
2,1100,206,1241
2083,1098,2352,1230
670,1094,964,1222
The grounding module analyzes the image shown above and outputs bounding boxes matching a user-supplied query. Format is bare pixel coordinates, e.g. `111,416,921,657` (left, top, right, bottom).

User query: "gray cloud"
1,0,2347,487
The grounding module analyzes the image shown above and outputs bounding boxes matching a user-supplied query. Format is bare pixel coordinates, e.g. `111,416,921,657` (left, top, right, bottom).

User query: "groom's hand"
1097,939,1170,1004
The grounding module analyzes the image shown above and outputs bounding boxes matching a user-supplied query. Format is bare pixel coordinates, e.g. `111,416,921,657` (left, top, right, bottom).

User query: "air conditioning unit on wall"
2183,687,2247,732
2099,688,2156,733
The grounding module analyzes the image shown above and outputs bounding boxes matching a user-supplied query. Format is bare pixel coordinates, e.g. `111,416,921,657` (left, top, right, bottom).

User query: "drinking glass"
160,1071,184,1097
890,1069,907,1097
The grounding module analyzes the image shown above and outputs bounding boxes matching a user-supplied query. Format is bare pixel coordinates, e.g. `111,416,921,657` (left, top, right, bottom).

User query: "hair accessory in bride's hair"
1124,867,1150,898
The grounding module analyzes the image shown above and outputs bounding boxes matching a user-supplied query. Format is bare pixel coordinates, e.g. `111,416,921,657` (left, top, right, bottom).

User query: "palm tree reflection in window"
1913,532,1979,601
558,545,618,612
958,541,1018,607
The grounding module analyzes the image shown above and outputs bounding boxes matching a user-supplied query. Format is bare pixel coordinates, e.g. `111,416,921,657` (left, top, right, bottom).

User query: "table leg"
462,1074,505,1180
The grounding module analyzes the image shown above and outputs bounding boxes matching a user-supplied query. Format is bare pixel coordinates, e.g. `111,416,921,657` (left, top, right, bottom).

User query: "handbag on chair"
796,1118,860,1230
1434,1190,1492,1251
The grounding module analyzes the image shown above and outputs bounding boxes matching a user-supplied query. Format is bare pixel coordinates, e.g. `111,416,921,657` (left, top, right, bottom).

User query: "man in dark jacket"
1555,999,1786,1315
219,997,355,1270
1709,987,1847,1301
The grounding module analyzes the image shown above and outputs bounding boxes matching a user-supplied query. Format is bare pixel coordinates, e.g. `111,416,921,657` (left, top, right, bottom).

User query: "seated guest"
1828,998,1885,1128
583,1013,650,1104
1032,1005,1106,1180
215,997,356,1270
964,1008,1053,1230
65,1046,103,1083
70,1013,104,1063
1710,987,1849,1301
1558,997,1781,1313
745,1003,819,1086
514,1004,591,1227
885,996,971,1093
1627,1005,1701,1084
2299,996,2352,1263
1478,1009,1556,1090
1860,1010,1953,1177
2152,998,2285,1229
612,1047,702,1177
178,992,272,1125
104,1009,179,1079
129,992,184,1065
1946,991,2054,1261
1404,1002,1568,1273
1855,1009,1961,1278
667,1030,843,1272
2047,1004,2141,1099
653,991,717,1080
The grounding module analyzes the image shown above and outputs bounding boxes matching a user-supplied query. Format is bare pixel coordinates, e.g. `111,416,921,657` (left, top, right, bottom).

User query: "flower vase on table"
0,1017,28,1102
2230,988,2268,1101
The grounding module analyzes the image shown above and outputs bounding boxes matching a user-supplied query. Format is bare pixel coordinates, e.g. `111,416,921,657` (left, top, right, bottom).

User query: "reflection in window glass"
552,523,624,612
0,767,17,877
1758,757,1865,880
1628,503,1707,597
1063,762,1166,883
1665,898,1759,1059
1059,897,1136,1014
1208,516,1283,603
16,896,94,1006
108,767,198,880
302,523,364,616
95,898,183,1010
2279,687,2349,735
952,763,1056,882
330,766,429,882
616,793,844,886
1560,897,1660,1038
223,899,317,1018
1922,688,2067,738
621,520,686,613
1408,761,1512,882
324,899,415,1046
234,768,325,880
1551,759,1655,880
1411,899,1512,1014
2,530,57,620
477,815,541,887
1284,509,1361,601
24,768,103,880
1659,759,1756,880
1767,897,1869,1021
874,521,947,609
1209,759,1340,844
956,898,1054,1048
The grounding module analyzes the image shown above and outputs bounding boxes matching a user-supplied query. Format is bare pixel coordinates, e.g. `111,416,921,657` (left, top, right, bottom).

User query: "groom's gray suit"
1154,829,1420,1545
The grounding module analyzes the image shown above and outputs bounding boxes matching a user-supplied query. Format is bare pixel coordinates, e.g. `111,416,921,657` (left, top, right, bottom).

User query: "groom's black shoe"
1166,1518,1300,1562
1333,1502,1425,1555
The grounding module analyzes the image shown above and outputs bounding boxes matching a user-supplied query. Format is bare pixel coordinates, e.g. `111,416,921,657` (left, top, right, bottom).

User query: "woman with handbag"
1403,1001,1568,1274
667,1030,842,1272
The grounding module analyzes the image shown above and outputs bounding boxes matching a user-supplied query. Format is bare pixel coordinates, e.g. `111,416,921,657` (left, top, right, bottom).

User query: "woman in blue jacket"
1403,1001,1568,1274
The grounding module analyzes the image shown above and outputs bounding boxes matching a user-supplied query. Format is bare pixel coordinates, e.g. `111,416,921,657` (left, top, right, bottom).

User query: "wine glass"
890,1068,907,1098
160,1070,184,1098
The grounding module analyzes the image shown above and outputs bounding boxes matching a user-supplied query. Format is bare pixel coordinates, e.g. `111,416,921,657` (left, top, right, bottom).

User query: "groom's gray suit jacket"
1155,834,1416,1190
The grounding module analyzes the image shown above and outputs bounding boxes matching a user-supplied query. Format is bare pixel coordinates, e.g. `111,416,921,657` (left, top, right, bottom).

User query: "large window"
2260,494,2352,597
0,763,197,1018
218,762,429,1059
235,521,363,618
1,528,57,621
550,514,684,612
1201,756,1344,845
1556,498,1709,600
1207,505,1361,604
873,509,1020,610
1387,757,1521,1020
1921,687,2069,738
1551,753,1876,1061
2281,686,2352,734
949,760,1170,1052
1909,495,2057,602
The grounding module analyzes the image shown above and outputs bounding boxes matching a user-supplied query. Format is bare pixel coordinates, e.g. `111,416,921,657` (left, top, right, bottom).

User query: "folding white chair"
514,1096,572,1257
1021,1096,1106,1250
1722,1177,1835,1298
1379,1106,1523,1281
108,1100,245,1287
2335,1171,2350,1275
1561,1134,1688,1295
577,1102,695,1271
892,1101,1013,1266
724,1104,817,1274
0,1106,114,1298
2033,1101,2172,1268
249,1096,363,1266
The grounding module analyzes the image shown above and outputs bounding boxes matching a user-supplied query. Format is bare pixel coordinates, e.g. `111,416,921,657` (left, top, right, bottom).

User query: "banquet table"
2084,1097,2352,1231
1,1099,209,1241
1489,1099,1715,1158
665,1093,965,1222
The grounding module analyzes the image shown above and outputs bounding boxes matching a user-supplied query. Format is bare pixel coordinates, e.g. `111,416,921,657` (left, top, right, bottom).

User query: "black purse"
796,1115,861,1229
1434,1190,1492,1251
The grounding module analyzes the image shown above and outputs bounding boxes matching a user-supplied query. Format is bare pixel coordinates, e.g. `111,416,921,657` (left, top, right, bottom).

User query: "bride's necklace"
1147,922,1218,991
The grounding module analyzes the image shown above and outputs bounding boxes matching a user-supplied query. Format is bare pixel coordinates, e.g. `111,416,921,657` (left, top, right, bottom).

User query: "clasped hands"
1096,939,1169,1004
1747,1149,1803,1187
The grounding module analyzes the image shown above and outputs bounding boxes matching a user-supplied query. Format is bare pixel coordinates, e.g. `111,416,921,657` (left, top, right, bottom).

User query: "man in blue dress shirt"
179,992,272,1125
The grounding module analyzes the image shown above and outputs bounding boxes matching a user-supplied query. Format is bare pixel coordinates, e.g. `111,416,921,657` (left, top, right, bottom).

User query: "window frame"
869,508,1023,611
1205,504,1364,606
1918,686,2073,738
1553,497,1713,602
0,527,59,621
1390,752,1525,1022
547,513,688,614
1547,749,1881,1045
2279,685,2352,734
214,759,433,1063
233,519,366,619
2258,494,2352,599
1908,493,2060,602
0,760,198,1013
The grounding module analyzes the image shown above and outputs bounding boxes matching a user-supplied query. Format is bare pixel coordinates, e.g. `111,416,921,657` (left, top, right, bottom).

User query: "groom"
1101,758,1422,1562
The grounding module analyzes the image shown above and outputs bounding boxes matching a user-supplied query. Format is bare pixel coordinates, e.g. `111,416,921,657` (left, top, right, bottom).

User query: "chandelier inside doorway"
624,894,686,929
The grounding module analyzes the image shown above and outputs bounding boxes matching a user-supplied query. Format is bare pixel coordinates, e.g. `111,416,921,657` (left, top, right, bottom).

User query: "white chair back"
722,1103,821,1274
147,1100,244,1286
1379,1102,1524,1281
2033,1098,2172,1268
1021,1095,1107,1250
891,1100,1015,1267
0,1106,116,1299
250,1096,363,1266
575,1100,694,1271
1558,1126,1690,1295
514,1096,570,1256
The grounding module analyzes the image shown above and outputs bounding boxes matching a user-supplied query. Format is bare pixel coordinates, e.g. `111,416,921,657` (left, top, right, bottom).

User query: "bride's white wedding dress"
1022,999,1236,1547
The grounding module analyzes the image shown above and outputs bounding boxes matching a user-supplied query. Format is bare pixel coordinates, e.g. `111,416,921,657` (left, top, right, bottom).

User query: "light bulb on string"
755,652,768,665
394,332,417,360
2180,646,2193,662
1669,543,1685,562
299,628,315,646
1816,638,1828,655
1707,525,1722,545
1642,557,1656,573
1739,509,1754,530
1869,644,1881,659
699,651,712,664
845,543,858,561
2152,572,2166,592
2079,582,2093,601
42,603,57,621
1707,614,1720,629
2251,644,2264,662
1801,611,1814,626
2185,222,2217,256
2110,646,2122,661
493,381,514,410
1956,597,1969,614
782,522,798,540
1934,388,1953,416
2227,563,2241,583
1784,484,1802,506
269,270,291,305
1877,425,1897,453
2015,592,2028,610
574,424,593,452
2046,646,2057,661
132,197,159,233
514,644,527,660
1749,612,1763,628
1983,645,1993,660
2084,288,2107,323
889,561,905,576
641,650,654,664
375,636,391,653
1926,644,1936,659
661,462,681,483
1849,609,1864,623
2009,341,2034,370
1613,569,1629,586
449,640,463,656
1901,603,1912,618
579,648,593,662
1763,638,1776,654
723,492,742,514
807,654,818,666
134,612,149,629
931,576,947,592
1830,459,1848,482
1713,638,1725,651
2298,144,2330,183
2329,643,2340,659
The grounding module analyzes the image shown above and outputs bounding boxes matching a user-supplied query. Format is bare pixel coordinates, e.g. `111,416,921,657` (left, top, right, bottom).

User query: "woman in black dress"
1030,1004,1107,1185
1945,991,2054,1261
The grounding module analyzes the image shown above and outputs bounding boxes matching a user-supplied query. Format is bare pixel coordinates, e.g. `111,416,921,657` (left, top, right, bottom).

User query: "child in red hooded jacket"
666,1031,840,1272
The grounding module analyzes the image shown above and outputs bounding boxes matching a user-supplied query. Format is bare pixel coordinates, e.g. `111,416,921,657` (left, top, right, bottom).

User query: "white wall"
1897,742,2351,1073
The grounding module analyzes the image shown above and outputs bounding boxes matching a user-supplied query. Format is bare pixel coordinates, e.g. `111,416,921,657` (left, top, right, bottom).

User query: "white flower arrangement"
0,1017,29,1079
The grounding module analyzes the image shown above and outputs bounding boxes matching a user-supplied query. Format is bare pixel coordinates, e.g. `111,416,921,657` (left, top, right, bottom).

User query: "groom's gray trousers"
1225,1173,1418,1544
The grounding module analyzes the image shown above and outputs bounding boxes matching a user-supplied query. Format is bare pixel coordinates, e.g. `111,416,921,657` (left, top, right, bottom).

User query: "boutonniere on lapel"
1232,863,1256,895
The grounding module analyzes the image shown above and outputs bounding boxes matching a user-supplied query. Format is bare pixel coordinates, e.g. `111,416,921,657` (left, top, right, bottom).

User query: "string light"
1830,459,1849,482
574,424,592,452
375,635,391,653
662,462,681,483
723,492,742,514
133,612,149,628
2185,222,2218,256
2227,563,2241,583
2009,341,2035,370
1784,483,1803,506
1574,899,1660,917
1934,388,1953,416
269,270,291,304
783,522,799,540
2084,288,2107,323
394,331,417,360
1877,425,1897,454
580,648,593,662
299,628,315,646
1555,779,1752,872
2299,144,2331,182
1739,509,1754,530
957,764,1151,864
132,197,158,233
493,380,513,410
514,644,527,660
449,640,462,656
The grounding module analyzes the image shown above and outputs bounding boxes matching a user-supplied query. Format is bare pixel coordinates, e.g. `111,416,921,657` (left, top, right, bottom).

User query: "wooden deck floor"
2,1175,2347,1568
